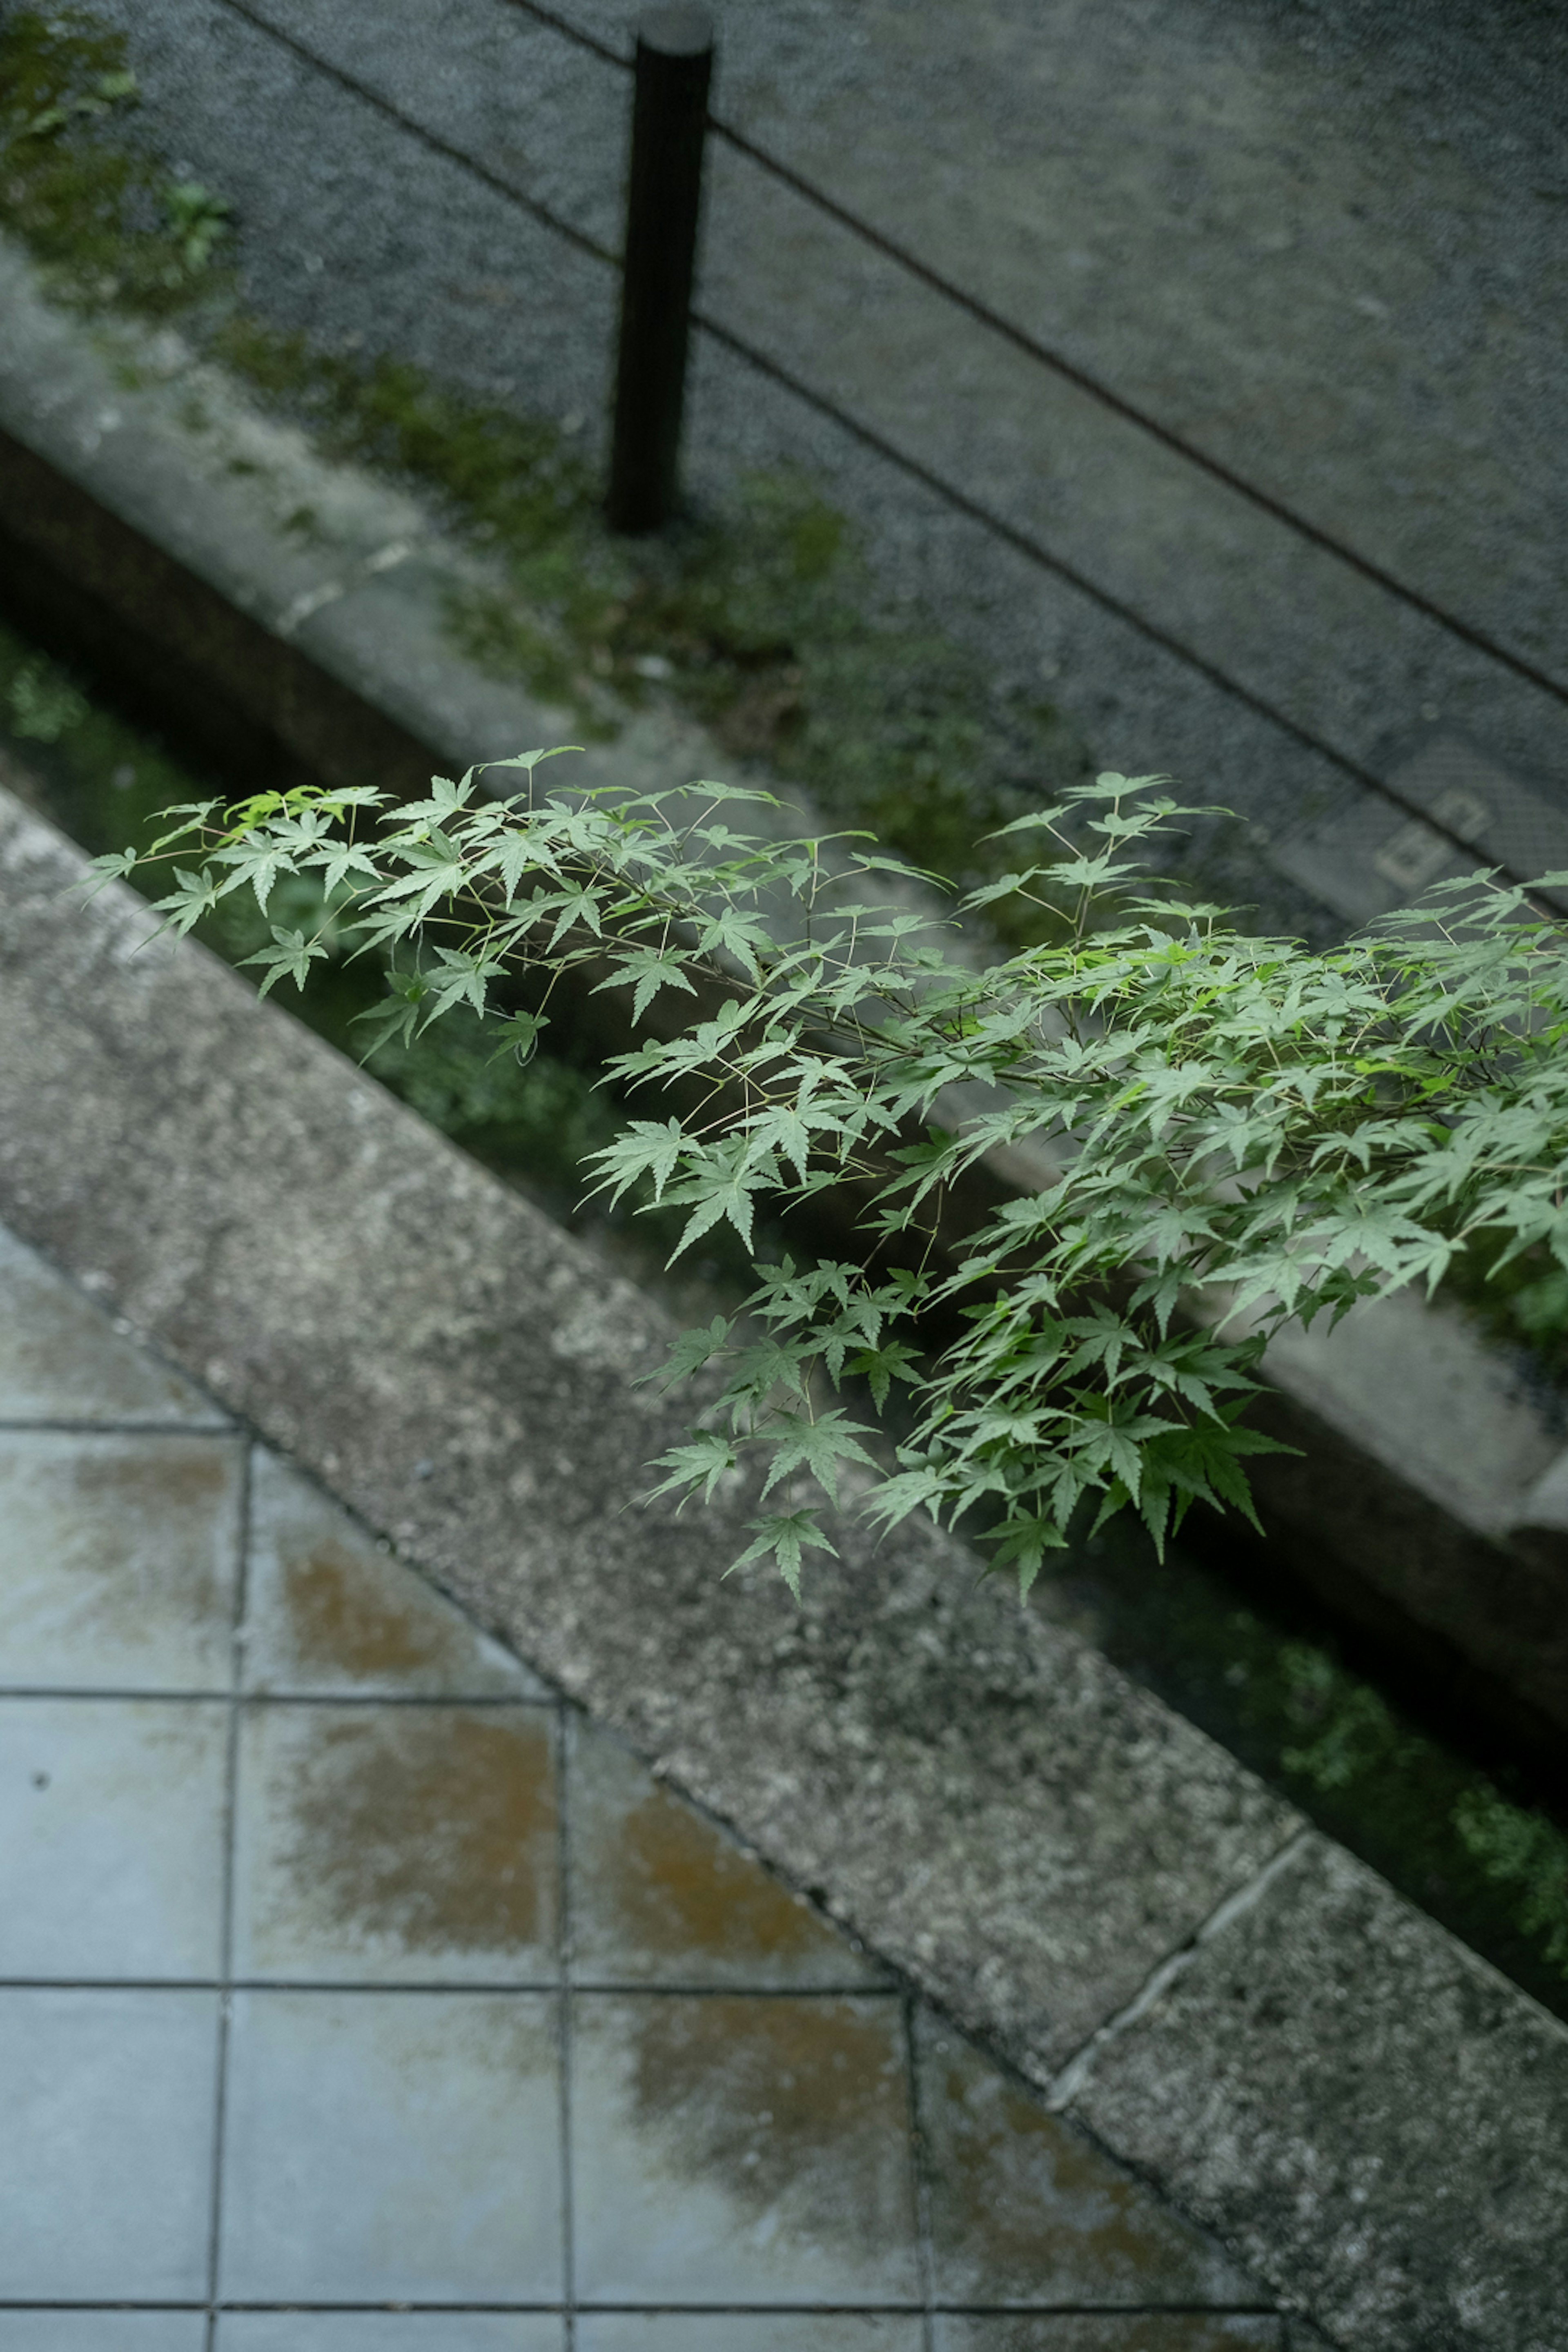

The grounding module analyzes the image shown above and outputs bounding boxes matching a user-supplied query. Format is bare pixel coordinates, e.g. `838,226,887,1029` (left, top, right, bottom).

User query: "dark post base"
606,5,714,535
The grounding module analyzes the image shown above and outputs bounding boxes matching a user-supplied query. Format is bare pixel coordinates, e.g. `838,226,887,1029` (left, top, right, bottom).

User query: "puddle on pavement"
70,1439,229,1520
0,1432,241,1680
622,1992,911,2246
261,1704,556,1961
609,1786,831,1966
918,2022,1251,2304
572,1724,871,1982
283,1537,473,1684
242,1447,529,1697
68,1443,232,1632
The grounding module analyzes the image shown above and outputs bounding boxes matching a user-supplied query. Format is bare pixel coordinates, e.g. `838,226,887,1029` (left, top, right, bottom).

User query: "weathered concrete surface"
1067,1836,1568,2352
1243,1300,1568,1765
2,778,1566,2348
0,235,724,810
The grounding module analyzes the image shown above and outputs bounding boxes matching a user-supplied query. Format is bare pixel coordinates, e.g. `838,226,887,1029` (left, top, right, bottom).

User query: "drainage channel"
4,602,1566,2032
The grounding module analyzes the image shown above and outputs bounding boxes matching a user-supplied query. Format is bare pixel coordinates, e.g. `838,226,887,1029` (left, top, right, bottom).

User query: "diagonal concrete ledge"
2,780,1566,2350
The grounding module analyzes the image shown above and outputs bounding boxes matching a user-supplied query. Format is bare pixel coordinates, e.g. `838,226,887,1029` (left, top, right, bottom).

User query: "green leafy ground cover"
6,619,1566,2018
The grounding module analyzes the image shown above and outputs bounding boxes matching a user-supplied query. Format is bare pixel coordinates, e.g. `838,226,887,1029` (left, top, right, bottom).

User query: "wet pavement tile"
0,1697,228,1978
0,1986,218,2299
576,2320,924,2351
242,1449,544,1698
0,1430,244,1691
932,2323,1284,2351
218,1988,563,2302
232,1699,559,1982
0,1226,227,1429
570,1991,921,2305
216,2319,564,2351
569,1717,888,1989
0,1207,1289,2336
915,2016,1258,2309
0,2319,209,2351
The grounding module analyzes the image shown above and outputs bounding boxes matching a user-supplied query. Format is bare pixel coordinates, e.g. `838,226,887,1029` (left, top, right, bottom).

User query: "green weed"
0,9,232,308
1454,1788,1568,1967
7,653,88,742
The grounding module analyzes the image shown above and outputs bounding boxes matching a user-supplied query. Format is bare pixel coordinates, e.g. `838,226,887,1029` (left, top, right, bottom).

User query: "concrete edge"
3,778,1566,2350
1062,1832,1568,2352
1,225,1566,1766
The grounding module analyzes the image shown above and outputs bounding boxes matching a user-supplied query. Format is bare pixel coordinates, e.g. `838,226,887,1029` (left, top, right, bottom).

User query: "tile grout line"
0,1974,902,1996
203,1435,255,2348
901,1993,938,2352
0,1687,559,1706
556,1702,577,2350
0,1417,236,1436
1042,1829,1316,2114
0,2297,1287,2316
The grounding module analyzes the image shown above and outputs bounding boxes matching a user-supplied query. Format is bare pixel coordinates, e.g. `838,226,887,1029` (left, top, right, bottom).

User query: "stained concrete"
2,778,1566,2345
1069,1836,1568,2352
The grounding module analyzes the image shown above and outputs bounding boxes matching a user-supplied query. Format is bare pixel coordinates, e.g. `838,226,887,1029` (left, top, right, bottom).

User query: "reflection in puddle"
283,1537,466,1682
274,1706,555,1954
606,1782,840,1970
923,2024,1247,2303
626,1993,910,2245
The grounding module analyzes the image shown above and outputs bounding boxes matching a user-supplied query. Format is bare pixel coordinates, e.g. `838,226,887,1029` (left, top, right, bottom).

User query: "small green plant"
93,764,1568,1595
7,655,88,742
13,58,136,140
1277,1641,1421,1791
1454,1786,1568,1967
0,9,234,310
161,178,229,276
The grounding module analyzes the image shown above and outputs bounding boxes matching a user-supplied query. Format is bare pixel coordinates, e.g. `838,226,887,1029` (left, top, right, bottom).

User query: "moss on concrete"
0,7,231,314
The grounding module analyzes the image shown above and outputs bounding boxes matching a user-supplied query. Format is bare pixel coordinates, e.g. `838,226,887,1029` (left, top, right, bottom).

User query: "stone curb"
4,775,1568,2351
3,234,1565,1771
